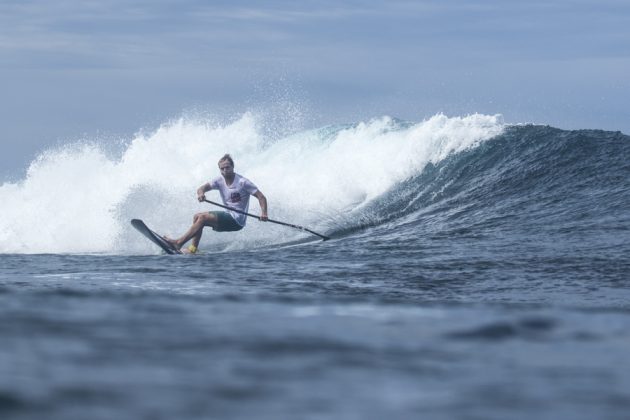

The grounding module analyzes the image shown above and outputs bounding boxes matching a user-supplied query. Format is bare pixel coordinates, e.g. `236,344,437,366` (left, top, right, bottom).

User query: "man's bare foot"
162,236,182,250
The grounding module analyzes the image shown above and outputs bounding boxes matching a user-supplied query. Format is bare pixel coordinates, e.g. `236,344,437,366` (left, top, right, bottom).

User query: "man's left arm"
254,190,268,221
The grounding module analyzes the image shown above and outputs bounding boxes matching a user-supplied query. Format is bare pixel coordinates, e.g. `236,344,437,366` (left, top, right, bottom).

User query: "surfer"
164,154,268,253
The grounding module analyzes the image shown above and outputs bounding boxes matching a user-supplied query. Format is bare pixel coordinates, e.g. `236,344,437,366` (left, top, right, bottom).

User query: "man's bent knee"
195,212,218,226
193,212,208,222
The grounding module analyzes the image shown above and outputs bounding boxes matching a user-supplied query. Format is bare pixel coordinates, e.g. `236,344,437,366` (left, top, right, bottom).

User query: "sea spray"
0,113,504,254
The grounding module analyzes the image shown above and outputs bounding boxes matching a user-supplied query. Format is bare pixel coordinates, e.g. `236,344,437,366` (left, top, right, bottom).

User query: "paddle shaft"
203,199,330,241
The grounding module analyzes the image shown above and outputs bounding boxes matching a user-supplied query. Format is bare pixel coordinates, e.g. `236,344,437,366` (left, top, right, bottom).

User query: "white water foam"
0,113,504,254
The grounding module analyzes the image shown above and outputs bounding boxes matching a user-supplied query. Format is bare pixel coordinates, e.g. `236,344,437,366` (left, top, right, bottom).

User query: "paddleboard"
131,219,182,254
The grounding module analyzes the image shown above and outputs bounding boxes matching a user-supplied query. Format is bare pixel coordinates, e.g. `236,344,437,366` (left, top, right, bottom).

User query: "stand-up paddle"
203,199,330,241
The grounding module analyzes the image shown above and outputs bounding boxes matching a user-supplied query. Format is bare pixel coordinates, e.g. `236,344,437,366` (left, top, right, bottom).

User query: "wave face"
365,125,630,234
1,113,628,257
464,127,625,235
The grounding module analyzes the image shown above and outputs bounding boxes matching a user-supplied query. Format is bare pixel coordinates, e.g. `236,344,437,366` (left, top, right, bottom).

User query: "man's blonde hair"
218,154,234,167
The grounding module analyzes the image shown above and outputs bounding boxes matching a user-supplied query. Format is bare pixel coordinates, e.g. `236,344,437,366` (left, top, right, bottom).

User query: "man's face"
219,161,234,178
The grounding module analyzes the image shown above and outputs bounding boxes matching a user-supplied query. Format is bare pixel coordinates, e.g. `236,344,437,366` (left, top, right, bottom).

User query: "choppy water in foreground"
1,119,629,419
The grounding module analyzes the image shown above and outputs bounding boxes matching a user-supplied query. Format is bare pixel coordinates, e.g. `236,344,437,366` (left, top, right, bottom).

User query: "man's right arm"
197,182,211,201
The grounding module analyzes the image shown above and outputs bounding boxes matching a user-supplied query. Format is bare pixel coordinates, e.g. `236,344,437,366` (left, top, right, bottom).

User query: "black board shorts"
210,211,243,232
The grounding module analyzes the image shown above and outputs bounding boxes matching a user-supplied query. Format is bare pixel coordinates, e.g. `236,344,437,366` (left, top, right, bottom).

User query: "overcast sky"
2,0,629,177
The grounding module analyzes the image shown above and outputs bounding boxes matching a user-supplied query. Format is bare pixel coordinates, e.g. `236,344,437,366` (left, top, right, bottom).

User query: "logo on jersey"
230,192,242,203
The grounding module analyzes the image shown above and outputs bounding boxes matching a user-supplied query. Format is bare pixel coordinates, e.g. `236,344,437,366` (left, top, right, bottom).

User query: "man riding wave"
164,154,268,253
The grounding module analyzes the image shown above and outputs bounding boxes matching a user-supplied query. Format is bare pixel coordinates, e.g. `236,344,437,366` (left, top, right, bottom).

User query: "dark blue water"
1,125,630,419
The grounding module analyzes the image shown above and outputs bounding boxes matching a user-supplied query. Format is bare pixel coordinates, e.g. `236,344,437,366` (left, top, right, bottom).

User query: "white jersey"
209,173,259,227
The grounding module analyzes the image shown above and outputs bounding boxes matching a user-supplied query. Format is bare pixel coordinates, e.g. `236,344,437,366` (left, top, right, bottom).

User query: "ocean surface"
1,114,629,419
